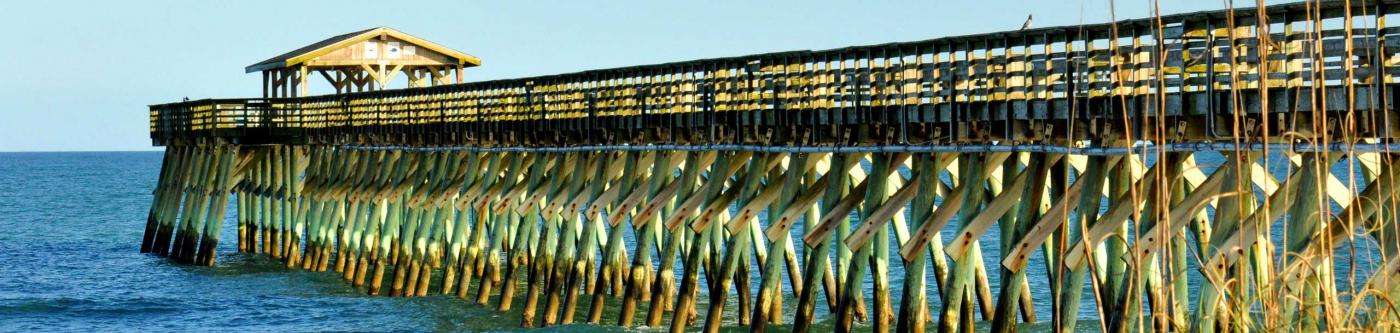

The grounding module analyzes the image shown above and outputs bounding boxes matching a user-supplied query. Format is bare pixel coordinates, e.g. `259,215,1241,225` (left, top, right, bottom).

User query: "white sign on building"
364,41,379,58
386,42,402,59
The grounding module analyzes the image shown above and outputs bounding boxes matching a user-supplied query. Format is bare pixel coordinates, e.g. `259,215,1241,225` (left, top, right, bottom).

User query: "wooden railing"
152,0,1400,146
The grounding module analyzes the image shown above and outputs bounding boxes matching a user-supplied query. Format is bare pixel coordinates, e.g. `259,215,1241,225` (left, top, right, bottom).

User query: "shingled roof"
244,27,481,73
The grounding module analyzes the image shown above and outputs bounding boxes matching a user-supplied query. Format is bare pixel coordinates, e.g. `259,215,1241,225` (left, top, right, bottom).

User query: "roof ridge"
243,27,478,73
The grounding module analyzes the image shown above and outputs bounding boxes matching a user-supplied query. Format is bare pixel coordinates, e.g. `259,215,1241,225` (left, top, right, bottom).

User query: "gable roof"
245,27,481,73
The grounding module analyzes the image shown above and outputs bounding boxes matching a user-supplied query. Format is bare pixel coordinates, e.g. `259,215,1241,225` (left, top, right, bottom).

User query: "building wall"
306,36,455,66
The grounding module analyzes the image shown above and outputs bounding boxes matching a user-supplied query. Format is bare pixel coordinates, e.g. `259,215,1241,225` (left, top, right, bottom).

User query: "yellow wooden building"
246,27,481,97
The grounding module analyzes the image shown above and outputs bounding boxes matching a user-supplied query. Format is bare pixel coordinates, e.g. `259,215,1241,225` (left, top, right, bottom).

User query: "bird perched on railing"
1021,15,1033,30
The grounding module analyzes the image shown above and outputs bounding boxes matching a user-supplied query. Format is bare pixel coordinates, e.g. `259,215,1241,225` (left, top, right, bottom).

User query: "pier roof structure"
245,27,481,97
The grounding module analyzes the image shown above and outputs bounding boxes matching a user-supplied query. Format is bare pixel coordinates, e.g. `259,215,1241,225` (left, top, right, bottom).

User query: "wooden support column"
152,146,192,256
167,146,214,260
557,152,620,323
644,151,715,327
541,152,601,324
1105,153,1184,332
298,148,330,272
615,151,679,326
750,153,817,330
196,145,245,266
936,153,991,333
699,152,772,333
520,153,579,326
283,146,309,268
896,153,951,333
499,152,555,310
831,152,893,332
990,153,1053,332
1051,155,1114,333
281,68,292,98
298,66,308,97
670,151,745,333
369,186,403,294
585,152,650,322
793,152,868,332
142,147,181,253
441,152,484,294
472,153,528,302
1280,152,1330,331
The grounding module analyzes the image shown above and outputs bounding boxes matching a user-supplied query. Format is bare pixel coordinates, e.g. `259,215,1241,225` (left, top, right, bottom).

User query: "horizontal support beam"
333,142,1400,155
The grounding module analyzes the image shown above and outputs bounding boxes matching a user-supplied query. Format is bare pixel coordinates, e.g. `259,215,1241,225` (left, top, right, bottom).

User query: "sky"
0,0,1290,152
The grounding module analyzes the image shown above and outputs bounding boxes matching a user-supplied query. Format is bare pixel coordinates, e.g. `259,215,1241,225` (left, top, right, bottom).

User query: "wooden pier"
145,1,1400,331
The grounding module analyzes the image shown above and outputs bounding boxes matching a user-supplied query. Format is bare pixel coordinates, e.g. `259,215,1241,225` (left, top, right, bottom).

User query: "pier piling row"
145,1,1400,331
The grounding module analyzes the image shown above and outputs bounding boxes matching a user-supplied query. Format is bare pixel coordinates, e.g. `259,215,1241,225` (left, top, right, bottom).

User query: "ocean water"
0,151,1383,332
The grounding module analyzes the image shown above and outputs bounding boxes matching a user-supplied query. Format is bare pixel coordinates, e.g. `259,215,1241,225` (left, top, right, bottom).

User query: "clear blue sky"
0,0,1282,152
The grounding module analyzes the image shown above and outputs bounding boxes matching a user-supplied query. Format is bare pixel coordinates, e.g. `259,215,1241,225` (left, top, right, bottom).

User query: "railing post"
703,68,715,144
